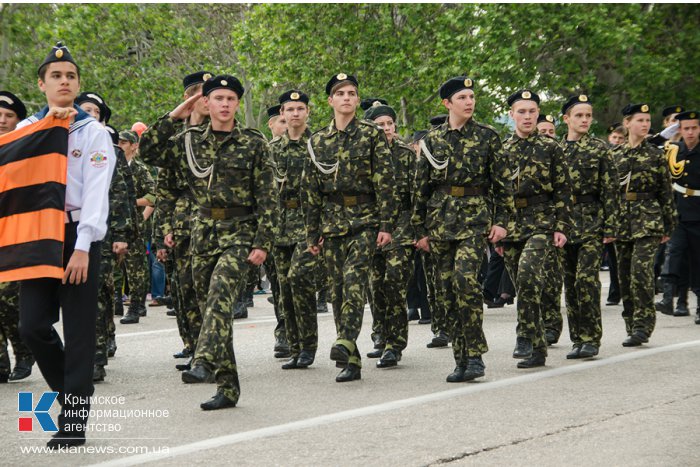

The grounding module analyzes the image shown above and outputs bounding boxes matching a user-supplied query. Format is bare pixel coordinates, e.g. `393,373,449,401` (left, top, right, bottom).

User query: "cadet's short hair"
185,82,203,98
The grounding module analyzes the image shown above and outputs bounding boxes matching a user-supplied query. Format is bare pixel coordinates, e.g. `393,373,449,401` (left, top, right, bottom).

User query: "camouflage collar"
200,119,244,143
281,127,311,148
561,132,590,146
438,117,474,136
327,116,359,136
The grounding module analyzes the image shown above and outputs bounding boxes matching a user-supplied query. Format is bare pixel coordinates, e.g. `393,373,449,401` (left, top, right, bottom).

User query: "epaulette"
269,135,282,145
359,119,382,131
396,140,414,152
588,136,608,147
243,127,266,140
474,120,499,137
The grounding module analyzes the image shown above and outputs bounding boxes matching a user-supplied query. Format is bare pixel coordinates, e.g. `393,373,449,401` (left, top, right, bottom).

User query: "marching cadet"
0,91,35,384
413,77,513,382
559,95,619,359
662,110,700,324
302,73,398,382
18,42,116,448
364,100,416,368
614,103,676,346
140,75,276,410
536,114,557,138
270,90,320,369
501,89,572,369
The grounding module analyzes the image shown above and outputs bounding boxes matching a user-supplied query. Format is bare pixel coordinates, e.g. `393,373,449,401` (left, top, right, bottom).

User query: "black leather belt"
514,194,551,209
326,193,376,207
436,185,487,197
198,206,254,220
573,194,599,204
625,192,655,201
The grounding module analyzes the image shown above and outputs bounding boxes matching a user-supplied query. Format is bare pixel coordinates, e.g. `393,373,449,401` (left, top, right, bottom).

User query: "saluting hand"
169,93,202,121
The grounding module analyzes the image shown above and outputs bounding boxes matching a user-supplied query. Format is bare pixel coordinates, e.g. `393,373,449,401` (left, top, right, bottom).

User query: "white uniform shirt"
19,105,116,252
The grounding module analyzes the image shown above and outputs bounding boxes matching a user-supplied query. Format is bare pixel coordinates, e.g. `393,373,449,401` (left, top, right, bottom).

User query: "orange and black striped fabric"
0,116,69,282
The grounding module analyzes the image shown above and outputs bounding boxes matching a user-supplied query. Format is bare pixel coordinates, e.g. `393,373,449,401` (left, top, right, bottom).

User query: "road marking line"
90,339,700,466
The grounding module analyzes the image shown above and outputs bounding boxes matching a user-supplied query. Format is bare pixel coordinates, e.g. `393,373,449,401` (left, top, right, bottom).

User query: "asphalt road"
2,276,698,466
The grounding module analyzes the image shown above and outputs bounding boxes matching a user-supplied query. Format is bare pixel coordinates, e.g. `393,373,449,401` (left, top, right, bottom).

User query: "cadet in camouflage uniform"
302,73,397,383
558,95,620,359
615,103,676,346
501,89,572,369
364,100,416,368
119,134,156,324
414,77,514,382
140,75,276,410
0,91,34,383
270,90,320,370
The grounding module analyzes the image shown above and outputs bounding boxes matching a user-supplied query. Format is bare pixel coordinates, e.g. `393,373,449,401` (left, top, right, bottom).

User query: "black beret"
0,91,27,120
607,122,623,134
676,110,699,121
183,71,213,91
429,114,448,127
279,90,309,106
507,89,540,107
105,125,119,146
76,92,110,123
267,105,281,119
203,74,244,98
360,97,388,111
622,103,651,116
38,41,79,76
537,114,556,125
412,130,428,142
364,103,396,122
662,105,684,117
325,73,358,96
438,76,474,100
561,94,591,115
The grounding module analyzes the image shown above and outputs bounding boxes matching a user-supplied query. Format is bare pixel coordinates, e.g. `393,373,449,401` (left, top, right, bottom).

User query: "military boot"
316,288,329,313
273,334,291,358
517,349,546,368
233,301,248,319
673,287,689,316
120,306,140,324
9,359,33,381
655,281,674,315
244,290,254,308
92,364,106,382
107,338,117,358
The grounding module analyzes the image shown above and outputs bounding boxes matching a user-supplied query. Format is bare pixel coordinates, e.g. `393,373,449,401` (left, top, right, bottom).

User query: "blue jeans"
148,241,166,299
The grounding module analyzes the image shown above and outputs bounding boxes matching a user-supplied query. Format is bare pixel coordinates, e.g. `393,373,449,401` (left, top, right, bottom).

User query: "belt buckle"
344,195,358,207
687,188,696,196
211,208,226,220
451,186,465,197
515,198,527,208
572,195,578,204
626,192,637,201
286,200,298,209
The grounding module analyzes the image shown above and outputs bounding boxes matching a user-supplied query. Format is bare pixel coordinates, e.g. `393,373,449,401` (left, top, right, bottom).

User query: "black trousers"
19,222,101,432
406,250,431,319
605,242,620,302
663,221,700,291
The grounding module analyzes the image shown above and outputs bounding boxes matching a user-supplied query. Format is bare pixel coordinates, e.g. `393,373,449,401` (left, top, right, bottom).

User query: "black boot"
107,337,117,358
316,289,329,313
517,350,546,368
119,307,140,324
674,287,689,316
512,336,533,359
92,364,106,382
273,334,291,358
407,308,420,321
244,290,254,308
233,301,248,319
9,360,33,381
655,281,674,315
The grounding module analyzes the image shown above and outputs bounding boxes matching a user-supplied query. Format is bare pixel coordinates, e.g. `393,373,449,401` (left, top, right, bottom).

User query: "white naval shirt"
19,105,116,252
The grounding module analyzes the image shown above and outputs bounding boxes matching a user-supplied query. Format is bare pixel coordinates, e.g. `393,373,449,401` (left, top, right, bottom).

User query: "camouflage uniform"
0,281,34,378
413,119,514,366
140,115,276,402
270,130,320,357
613,139,676,336
561,134,620,348
502,133,573,355
542,250,563,342
369,139,417,353
303,117,398,369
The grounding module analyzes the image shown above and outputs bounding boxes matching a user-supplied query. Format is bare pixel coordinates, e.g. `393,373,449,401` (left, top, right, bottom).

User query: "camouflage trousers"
563,239,604,346
264,257,285,341
323,229,377,368
273,243,319,356
0,281,33,374
543,249,564,340
369,245,412,352
121,239,149,309
172,235,201,351
504,234,558,354
95,245,117,366
431,237,488,364
617,237,659,336
192,244,249,402
423,251,446,335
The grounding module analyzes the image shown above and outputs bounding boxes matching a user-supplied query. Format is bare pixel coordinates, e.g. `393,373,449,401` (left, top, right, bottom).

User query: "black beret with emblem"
76,91,111,123
38,41,79,76
429,114,448,127
537,114,556,125
676,110,699,121
183,71,213,91
360,97,388,111
325,73,358,96
662,105,684,117
438,76,474,100
364,102,396,122
267,105,281,119
607,122,623,134
507,89,540,107
561,94,591,115
0,91,27,120
202,74,244,98
622,103,651,116
105,125,119,146
279,90,309,106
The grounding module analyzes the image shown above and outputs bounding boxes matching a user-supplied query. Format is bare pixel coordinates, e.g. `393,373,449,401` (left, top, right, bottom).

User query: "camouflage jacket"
412,119,514,241
561,133,620,242
154,165,194,239
270,129,312,247
139,114,277,254
302,117,398,247
107,148,136,245
613,138,676,240
387,138,417,247
502,132,573,242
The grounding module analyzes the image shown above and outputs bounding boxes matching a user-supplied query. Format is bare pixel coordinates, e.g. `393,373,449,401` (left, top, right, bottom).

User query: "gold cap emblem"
203,73,212,81
464,78,472,87
221,80,228,86
372,100,382,107
641,104,649,113
676,106,682,113
0,96,13,105
546,115,554,122
579,94,588,102
522,91,531,99
55,49,64,59
290,92,300,100
691,112,697,119
337,73,347,80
